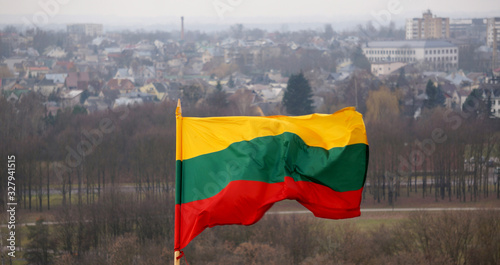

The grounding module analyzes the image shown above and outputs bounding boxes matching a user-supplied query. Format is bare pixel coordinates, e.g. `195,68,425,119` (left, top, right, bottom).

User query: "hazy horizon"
1,0,500,32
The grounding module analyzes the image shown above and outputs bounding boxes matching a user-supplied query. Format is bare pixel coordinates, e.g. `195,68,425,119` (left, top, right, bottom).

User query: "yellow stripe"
178,107,368,160
176,100,183,162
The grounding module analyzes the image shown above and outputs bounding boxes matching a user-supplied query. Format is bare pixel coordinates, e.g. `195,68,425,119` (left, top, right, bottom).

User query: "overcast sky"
1,0,499,30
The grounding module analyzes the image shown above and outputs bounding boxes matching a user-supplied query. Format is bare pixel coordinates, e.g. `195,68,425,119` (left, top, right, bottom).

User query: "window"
455,56,457,60
425,50,428,55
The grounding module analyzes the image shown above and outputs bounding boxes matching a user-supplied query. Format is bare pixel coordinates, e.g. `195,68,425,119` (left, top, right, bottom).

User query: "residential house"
138,82,167,101
106,79,135,94
326,72,350,83
84,96,109,113
120,91,156,102
65,72,90,90
45,47,67,58
133,66,156,80
53,61,75,72
154,61,167,78
34,79,58,97
251,84,284,103
113,91,155,108
2,89,31,103
0,64,14,78
440,82,459,109
60,90,83,108
45,73,68,85
3,79,36,91
477,84,500,117
98,89,120,105
27,67,49,78
491,89,500,117
371,62,406,77
44,101,61,116
114,68,134,82
2,57,26,74
445,71,473,86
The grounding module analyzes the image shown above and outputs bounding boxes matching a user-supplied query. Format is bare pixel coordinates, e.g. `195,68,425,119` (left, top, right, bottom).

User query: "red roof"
56,61,75,70
106,79,135,91
66,72,90,88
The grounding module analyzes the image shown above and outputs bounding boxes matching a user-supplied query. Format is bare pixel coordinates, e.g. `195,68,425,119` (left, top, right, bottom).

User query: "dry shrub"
233,242,289,265
300,254,339,265
394,210,500,265
466,210,500,265
109,234,138,265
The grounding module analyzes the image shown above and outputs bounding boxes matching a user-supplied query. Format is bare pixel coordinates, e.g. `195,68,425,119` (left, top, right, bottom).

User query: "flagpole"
175,99,182,265
174,251,180,265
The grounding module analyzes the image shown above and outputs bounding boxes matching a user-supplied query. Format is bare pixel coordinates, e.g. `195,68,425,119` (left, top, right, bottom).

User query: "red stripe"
175,177,362,250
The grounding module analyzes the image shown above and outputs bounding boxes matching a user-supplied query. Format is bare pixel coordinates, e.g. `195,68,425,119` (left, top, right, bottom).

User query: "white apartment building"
67,24,103,37
405,10,449,40
362,40,458,71
486,17,500,47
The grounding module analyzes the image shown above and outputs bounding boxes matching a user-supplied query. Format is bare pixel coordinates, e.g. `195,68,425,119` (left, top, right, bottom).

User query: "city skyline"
0,0,500,31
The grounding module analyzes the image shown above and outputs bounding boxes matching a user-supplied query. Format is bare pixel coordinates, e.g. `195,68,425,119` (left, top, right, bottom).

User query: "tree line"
0,78,499,264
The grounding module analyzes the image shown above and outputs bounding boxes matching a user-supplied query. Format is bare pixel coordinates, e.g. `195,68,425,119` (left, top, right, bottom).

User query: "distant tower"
181,16,184,41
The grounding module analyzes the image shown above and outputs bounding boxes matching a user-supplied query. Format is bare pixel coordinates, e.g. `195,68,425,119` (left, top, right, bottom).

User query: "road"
3,207,499,228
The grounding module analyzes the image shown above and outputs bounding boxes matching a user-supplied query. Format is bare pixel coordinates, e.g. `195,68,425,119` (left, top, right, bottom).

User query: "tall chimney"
181,16,184,41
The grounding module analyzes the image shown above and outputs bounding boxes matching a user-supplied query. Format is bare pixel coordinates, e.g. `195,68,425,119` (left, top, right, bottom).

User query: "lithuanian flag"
174,102,369,252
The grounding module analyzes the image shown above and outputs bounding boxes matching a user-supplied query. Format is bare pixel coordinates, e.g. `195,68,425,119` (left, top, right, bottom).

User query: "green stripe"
178,132,368,204
175,160,182,204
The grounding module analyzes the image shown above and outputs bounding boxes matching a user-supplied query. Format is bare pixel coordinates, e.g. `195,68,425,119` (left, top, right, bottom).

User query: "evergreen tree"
396,67,408,87
423,80,445,109
72,105,87,115
463,88,490,117
216,80,223,91
351,47,371,71
181,85,203,106
227,75,235,89
282,72,314,115
436,84,446,107
79,89,91,104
